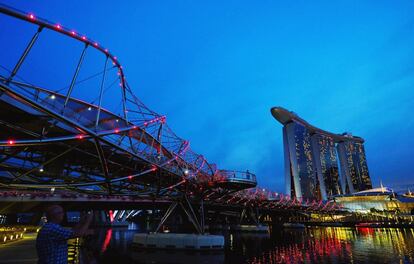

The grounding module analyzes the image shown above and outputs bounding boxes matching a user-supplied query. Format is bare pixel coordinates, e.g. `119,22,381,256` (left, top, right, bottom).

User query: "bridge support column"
153,196,204,234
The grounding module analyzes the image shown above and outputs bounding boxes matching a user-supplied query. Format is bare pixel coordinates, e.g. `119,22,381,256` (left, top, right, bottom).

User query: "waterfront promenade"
0,233,37,264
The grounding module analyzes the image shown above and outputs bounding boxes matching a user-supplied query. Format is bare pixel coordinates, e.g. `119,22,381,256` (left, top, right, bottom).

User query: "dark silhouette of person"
36,205,93,264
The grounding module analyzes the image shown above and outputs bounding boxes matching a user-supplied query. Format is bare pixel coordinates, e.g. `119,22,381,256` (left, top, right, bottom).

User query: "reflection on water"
82,225,414,264
240,227,414,264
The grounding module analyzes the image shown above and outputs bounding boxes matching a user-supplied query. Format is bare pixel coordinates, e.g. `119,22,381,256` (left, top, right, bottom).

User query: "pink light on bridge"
28,13,35,21
55,24,62,30
7,140,15,145
108,210,114,223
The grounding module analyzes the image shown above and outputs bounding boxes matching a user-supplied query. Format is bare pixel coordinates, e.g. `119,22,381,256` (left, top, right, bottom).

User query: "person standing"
36,205,93,264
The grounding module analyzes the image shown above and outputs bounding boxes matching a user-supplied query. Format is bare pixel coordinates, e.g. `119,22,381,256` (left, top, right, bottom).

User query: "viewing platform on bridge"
212,170,257,190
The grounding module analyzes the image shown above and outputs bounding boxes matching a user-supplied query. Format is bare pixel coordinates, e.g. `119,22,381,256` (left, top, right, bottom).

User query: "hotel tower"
271,107,372,201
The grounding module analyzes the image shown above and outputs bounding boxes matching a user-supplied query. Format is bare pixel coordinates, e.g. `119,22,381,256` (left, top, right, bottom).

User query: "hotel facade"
272,107,372,201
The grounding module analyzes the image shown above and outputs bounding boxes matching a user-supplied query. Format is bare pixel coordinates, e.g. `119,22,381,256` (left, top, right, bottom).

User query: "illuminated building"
337,140,372,193
333,187,414,214
271,107,372,200
283,122,316,200
311,134,341,199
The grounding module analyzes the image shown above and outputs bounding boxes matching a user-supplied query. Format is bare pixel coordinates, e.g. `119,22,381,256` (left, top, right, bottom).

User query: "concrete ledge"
283,223,305,228
230,225,269,233
133,233,224,250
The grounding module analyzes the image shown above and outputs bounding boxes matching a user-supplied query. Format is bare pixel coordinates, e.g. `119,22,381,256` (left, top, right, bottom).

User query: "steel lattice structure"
0,5,346,215
0,4,257,198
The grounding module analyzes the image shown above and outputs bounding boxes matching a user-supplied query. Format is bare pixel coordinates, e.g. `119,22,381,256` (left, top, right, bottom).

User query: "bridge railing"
214,170,257,183
0,4,260,196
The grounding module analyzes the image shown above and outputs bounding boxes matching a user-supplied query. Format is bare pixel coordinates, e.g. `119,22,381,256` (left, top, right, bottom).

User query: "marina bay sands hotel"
271,107,372,201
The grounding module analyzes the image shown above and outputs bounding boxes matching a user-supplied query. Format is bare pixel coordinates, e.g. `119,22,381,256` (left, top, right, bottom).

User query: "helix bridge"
0,4,343,220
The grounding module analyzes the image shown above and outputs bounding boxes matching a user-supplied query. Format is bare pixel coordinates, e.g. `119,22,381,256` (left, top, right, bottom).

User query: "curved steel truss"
0,4,257,198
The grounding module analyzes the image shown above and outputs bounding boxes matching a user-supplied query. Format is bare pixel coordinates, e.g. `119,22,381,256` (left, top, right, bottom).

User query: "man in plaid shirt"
36,205,93,264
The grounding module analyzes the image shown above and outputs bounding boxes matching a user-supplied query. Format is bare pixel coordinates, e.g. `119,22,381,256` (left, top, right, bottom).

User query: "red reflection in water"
247,235,351,264
357,227,375,236
101,229,112,253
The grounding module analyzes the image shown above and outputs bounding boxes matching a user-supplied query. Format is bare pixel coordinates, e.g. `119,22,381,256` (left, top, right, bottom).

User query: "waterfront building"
311,133,341,200
337,140,372,193
283,122,317,200
333,187,414,214
271,107,372,201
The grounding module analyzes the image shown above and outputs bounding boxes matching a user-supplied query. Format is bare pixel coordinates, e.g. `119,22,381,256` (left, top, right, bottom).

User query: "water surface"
79,226,414,264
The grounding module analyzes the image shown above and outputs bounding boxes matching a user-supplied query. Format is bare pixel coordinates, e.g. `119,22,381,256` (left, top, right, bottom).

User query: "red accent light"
128,175,132,180
94,42,98,47
114,129,119,133
101,229,112,253
151,165,157,171
109,210,114,223
133,126,137,129
104,49,108,53
28,14,35,21
7,140,15,145
77,135,84,139
56,24,62,30
81,36,87,40
113,56,117,60
71,31,76,36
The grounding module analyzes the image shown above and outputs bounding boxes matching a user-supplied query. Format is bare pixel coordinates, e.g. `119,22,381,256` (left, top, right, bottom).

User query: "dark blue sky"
2,1,414,192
